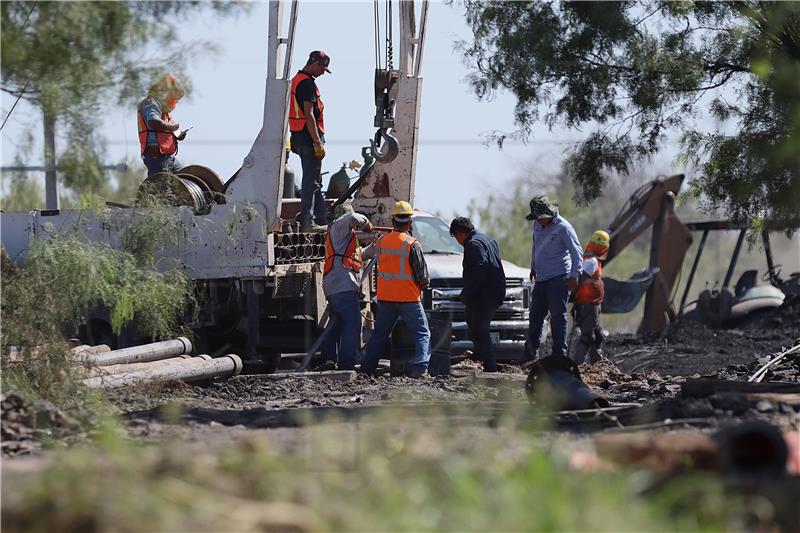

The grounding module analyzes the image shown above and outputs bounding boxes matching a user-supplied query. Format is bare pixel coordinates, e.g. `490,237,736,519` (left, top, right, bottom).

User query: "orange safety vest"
375,232,422,302
575,256,604,305
324,229,362,276
137,102,177,156
289,72,325,134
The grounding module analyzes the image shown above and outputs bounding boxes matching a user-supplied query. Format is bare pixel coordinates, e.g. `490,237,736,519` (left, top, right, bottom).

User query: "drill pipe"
82,337,193,366
83,354,242,390
85,355,192,377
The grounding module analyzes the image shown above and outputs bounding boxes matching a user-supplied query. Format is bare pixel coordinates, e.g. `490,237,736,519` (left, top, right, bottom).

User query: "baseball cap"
309,50,332,73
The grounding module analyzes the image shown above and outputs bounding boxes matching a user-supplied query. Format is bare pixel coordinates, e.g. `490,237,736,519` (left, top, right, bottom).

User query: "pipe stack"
274,231,326,265
76,338,242,390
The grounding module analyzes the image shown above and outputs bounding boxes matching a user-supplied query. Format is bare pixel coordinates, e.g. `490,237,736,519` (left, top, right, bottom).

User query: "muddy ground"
3,300,799,458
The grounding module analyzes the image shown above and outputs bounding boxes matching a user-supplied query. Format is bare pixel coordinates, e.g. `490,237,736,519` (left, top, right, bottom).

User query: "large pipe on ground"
81,337,192,366
716,421,789,477
83,354,242,390
525,355,609,411
85,354,193,377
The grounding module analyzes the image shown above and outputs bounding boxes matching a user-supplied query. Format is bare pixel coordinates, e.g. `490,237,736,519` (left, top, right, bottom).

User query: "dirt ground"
3,300,799,459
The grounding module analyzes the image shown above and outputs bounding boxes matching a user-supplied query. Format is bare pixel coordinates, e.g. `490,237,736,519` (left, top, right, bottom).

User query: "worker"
572,230,609,364
321,204,373,370
360,201,431,377
449,216,506,372
289,51,331,231
137,74,187,176
525,195,583,360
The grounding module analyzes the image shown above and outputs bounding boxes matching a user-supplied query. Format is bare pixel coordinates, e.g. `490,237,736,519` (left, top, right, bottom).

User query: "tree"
460,1,800,227
1,1,245,207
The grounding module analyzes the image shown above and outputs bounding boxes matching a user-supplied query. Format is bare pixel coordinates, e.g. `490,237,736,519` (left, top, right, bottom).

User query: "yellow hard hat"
390,200,414,217
589,230,610,248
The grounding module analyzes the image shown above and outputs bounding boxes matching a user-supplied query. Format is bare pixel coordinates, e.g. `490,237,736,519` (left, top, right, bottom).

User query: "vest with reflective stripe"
289,72,325,134
137,102,177,156
376,232,421,302
323,229,362,277
575,256,604,305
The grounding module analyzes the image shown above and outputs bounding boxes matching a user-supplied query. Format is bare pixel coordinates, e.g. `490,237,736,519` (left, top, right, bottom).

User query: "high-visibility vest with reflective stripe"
575,256,604,305
289,72,325,134
323,229,362,277
137,101,177,156
376,232,421,302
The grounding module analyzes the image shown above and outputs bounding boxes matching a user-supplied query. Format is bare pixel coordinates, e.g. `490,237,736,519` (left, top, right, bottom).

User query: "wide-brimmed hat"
525,195,559,221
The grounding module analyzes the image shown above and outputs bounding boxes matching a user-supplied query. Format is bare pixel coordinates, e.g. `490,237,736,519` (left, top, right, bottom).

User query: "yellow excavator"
601,174,796,335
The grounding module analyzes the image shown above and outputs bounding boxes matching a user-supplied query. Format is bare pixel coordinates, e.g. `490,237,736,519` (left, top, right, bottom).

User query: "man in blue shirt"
450,216,506,372
525,195,583,360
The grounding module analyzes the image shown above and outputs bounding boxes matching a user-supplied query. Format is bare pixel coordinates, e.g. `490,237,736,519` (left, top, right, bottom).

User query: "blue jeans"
526,275,569,359
142,154,182,177
321,291,362,370
295,142,328,227
361,300,431,376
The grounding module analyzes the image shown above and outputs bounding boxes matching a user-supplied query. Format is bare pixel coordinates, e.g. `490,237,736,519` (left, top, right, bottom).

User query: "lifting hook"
370,128,400,163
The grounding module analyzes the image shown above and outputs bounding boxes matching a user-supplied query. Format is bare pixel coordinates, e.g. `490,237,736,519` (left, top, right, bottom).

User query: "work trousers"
321,290,362,370
361,300,430,377
465,304,498,372
295,142,328,228
526,275,569,359
142,153,182,177
573,303,602,365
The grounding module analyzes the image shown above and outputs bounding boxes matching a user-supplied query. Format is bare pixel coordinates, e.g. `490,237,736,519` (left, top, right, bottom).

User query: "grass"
1,406,737,533
1,202,193,422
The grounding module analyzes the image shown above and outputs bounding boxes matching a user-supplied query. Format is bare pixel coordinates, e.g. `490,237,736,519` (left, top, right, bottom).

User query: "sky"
1,1,602,217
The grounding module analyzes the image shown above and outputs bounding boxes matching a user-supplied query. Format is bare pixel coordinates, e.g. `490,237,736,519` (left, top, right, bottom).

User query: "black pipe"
525,356,609,411
723,229,747,289
716,421,788,477
679,229,709,316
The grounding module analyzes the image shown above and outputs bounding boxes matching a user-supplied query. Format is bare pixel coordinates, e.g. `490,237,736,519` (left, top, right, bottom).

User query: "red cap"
308,50,332,73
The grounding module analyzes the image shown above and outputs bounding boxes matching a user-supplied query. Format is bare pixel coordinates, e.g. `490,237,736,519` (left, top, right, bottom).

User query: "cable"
0,5,37,132
0,80,29,132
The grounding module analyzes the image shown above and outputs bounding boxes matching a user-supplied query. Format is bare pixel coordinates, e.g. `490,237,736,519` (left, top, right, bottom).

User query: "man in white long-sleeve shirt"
525,195,583,360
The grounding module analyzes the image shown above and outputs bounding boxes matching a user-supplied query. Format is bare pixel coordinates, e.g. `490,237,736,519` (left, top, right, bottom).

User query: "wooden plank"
260,370,357,382
471,371,526,387
682,378,800,398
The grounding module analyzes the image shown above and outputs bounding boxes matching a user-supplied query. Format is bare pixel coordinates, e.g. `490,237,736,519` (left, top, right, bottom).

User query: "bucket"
389,318,451,376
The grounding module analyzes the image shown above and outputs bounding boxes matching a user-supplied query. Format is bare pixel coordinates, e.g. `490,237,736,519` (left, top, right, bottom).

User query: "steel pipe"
82,337,192,366
83,354,242,389
85,355,192,377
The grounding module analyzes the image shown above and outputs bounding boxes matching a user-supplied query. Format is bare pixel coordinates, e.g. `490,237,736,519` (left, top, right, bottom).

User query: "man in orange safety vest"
360,201,431,377
572,230,609,364
137,74,189,176
289,51,331,231
321,204,373,370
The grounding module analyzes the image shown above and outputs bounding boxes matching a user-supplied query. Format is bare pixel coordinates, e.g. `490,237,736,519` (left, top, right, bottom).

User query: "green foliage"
461,1,800,227
1,409,737,532
1,202,193,412
0,1,247,201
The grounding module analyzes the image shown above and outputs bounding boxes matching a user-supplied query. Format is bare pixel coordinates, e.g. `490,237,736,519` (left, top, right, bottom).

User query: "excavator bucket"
602,268,660,314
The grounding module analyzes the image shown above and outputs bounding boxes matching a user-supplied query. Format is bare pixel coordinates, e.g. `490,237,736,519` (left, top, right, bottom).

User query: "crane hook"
370,128,400,163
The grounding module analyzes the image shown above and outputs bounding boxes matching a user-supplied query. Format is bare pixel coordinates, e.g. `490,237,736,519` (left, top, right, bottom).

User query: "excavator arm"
604,174,693,334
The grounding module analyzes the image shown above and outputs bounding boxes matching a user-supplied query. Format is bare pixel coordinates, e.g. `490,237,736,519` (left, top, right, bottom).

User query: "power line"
0,4,37,132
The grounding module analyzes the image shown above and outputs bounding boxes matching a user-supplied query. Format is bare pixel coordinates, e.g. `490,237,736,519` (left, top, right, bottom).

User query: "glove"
313,142,326,160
